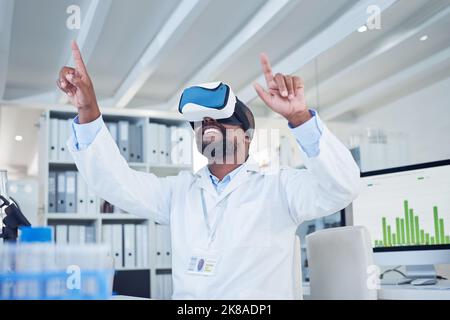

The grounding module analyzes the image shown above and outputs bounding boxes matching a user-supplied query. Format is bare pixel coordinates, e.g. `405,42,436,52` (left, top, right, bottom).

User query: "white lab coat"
68,121,361,300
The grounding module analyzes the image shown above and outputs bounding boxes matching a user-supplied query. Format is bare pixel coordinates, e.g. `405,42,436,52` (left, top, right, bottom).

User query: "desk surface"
303,280,450,300
379,280,450,300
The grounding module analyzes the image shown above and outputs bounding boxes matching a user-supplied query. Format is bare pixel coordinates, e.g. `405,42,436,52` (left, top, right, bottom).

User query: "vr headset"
178,82,253,132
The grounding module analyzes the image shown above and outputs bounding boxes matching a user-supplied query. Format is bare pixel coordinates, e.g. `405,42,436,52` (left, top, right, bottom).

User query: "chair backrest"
306,226,377,300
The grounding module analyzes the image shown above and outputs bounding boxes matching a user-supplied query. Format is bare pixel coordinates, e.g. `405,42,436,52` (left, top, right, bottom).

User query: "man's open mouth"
202,124,223,136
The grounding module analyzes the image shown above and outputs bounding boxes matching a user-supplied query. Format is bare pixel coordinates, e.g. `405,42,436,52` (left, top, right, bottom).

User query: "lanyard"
200,189,230,248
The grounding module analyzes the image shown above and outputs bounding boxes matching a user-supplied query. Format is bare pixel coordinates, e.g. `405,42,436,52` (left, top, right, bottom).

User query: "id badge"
187,250,219,276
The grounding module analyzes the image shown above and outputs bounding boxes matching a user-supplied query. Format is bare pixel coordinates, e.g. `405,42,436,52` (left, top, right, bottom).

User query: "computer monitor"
351,159,450,279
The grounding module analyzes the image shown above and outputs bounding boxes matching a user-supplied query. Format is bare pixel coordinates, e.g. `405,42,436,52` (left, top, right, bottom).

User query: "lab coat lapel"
217,159,260,202
195,166,218,198
194,158,260,202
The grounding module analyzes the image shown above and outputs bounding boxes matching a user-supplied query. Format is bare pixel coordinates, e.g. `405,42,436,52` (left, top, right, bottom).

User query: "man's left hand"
253,53,312,127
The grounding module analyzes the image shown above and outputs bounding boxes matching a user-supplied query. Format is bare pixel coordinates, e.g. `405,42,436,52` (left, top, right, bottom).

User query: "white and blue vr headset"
178,82,236,122
178,82,254,134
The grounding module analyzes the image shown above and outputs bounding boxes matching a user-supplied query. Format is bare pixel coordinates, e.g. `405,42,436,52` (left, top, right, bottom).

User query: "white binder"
164,274,173,299
48,171,57,213
135,123,144,163
137,224,149,268
163,275,169,299
76,172,87,214
55,225,68,244
49,118,59,161
168,274,173,298
102,224,111,242
156,275,164,299
78,226,86,244
171,126,192,165
118,121,130,161
56,172,66,213
165,125,172,164
164,226,172,268
102,224,113,259
143,224,149,267
85,225,95,243
158,124,168,165
162,225,172,268
136,224,149,267
179,127,192,166
86,186,98,214
57,120,69,161
129,124,136,162
135,224,144,267
155,224,164,268
148,123,159,164
65,171,77,213
66,119,74,161
170,126,179,165
68,225,79,244
123,224,136,268
111,224,123,268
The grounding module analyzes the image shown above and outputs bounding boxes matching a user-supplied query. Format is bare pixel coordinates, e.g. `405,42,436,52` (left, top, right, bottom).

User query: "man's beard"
200,130,245,165
202,140,234,165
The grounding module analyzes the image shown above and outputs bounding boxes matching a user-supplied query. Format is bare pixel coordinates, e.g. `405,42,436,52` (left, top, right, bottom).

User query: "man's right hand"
57,40,100,124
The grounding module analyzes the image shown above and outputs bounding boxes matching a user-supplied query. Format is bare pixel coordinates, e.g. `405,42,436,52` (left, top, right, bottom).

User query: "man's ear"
244,128,254,142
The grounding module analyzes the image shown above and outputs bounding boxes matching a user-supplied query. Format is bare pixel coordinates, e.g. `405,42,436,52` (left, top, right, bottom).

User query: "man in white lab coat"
57,41,361,299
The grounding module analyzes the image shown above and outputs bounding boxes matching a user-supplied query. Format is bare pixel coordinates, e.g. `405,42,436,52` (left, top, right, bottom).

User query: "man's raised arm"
56,41,173,224
253,53,361,224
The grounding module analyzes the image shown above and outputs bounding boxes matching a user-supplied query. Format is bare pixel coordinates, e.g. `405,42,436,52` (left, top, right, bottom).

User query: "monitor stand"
405,265,437,279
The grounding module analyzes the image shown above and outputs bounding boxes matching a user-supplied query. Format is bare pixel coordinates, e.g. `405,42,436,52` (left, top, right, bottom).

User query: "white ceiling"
1,0,450,175
135,0,270,102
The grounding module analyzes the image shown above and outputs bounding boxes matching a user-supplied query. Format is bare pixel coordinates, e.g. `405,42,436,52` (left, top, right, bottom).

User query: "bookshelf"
37,108,193,299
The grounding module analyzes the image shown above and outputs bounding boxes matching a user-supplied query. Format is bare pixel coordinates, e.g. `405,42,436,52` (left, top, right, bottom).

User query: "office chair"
306,226,377,300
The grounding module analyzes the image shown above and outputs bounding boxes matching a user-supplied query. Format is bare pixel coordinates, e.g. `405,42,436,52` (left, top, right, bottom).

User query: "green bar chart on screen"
375,201,450,247
353,165,450,250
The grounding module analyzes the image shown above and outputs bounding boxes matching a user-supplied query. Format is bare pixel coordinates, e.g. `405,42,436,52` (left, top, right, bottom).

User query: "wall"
327,75,450,171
